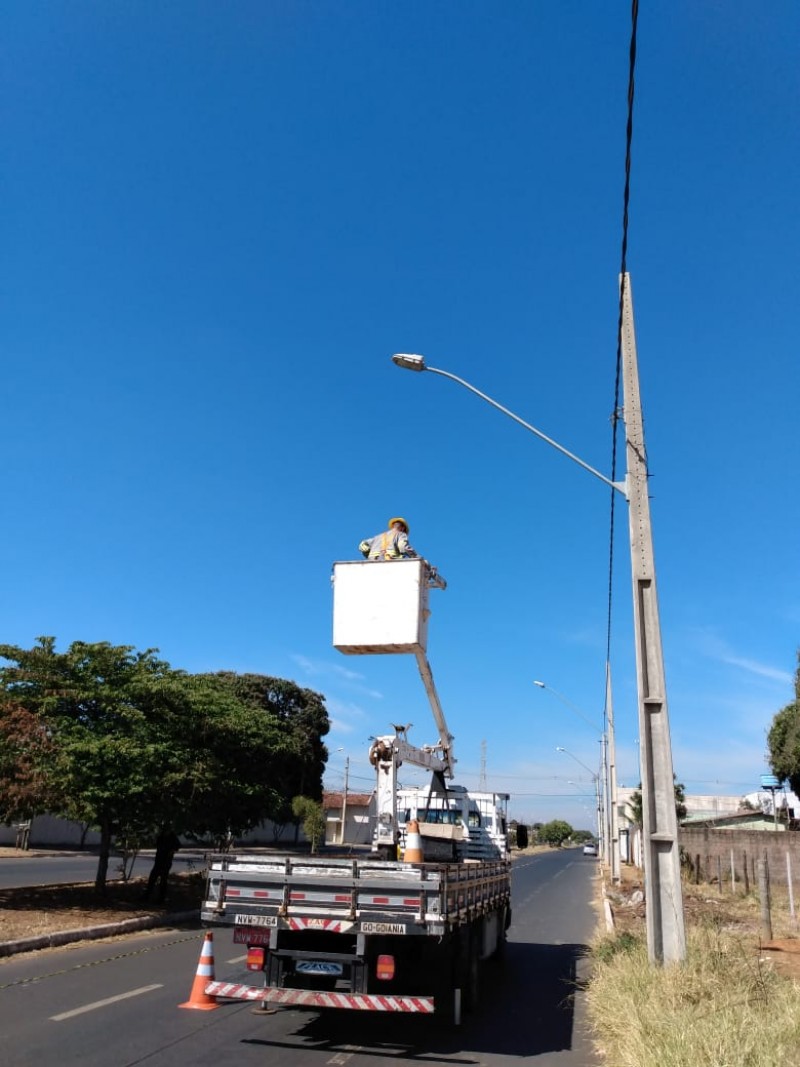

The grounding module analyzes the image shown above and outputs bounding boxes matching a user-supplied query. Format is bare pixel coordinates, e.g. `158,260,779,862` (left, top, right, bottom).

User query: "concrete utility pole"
341,756,350,846
620,275,686,963
605,663,621,885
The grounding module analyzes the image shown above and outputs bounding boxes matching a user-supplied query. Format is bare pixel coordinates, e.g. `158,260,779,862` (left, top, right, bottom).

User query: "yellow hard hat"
389,516,409,532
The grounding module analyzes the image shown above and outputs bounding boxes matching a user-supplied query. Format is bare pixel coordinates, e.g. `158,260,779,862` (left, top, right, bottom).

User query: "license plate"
361,922,406,934
296,961,343,976
235,914,277,927
234,927,272,946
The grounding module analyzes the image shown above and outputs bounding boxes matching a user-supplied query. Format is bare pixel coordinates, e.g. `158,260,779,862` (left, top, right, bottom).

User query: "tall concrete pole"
605,662,621,884
600,733,609,860
620,274,687,963
341,756,350,846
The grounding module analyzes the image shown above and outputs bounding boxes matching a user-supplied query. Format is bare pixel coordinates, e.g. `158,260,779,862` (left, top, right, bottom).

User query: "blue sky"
2,3,798,830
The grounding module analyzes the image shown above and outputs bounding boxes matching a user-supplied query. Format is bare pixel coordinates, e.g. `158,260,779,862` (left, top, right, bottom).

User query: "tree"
767,652,800,795
628,775,687,827
538,819,574,846
0,702,58,822
0,640,324,893
0,638,180,891
159,672,291,843
292,796,326,853
515,824,529,849
207,672,330,832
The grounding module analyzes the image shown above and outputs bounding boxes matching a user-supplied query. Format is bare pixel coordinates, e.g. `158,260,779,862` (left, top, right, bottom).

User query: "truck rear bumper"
205,981,434,1013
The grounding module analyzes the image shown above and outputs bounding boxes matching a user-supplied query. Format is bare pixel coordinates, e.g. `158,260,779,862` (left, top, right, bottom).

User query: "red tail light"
247,946,265,972
376,954,395,981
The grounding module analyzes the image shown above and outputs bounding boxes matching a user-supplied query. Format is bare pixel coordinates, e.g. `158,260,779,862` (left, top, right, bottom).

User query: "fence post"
717,856,723,896
730,849,736,892
787,851,796,928
742,850,749,895
695,854,701,884
758,855,773,941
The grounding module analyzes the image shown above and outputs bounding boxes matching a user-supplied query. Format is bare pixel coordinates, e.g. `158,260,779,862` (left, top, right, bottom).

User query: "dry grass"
588,867,800,1067
0,863,203,945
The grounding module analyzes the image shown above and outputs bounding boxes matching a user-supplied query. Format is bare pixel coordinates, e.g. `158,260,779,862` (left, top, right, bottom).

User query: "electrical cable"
604,0,639,726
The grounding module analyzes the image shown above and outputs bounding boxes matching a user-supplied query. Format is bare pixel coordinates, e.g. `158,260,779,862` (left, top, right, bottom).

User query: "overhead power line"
604,0,640,709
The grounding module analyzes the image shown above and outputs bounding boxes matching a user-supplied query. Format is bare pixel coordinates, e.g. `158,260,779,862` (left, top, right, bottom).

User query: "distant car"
582,842,597,856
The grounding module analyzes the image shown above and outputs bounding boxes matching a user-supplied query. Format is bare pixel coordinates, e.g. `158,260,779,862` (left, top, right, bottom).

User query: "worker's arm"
358,539,371,558
397,532,417,557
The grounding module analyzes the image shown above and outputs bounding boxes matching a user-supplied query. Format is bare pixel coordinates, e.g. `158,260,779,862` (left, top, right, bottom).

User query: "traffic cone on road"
179,931,219,1011
404,820,424,863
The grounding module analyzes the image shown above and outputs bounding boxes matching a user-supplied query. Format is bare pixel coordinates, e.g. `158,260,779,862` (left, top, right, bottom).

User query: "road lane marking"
227,954,247,963
50,983,163,1021
328,1047,362,1064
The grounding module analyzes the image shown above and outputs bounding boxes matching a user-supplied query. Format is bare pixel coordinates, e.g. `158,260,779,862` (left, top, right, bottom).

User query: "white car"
582,842,597,856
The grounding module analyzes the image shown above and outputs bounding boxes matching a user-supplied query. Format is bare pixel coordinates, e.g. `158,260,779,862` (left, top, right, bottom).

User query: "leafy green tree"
767,652,800,796
208,672,329,833
158,672,291,843
0,638,179,890
628,775,687,827
515,824,529,849
572,829,595,844
538,819,574,846
0,640,325,893
292,795,326,853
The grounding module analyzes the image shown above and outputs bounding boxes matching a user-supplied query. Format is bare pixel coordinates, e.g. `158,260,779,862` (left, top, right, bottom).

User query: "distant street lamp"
557,746,602,844
393,278,687,965
534,679,620,883
533,680,602,733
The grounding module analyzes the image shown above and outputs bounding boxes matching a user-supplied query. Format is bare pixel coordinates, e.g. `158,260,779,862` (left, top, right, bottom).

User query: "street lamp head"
391,353,427,372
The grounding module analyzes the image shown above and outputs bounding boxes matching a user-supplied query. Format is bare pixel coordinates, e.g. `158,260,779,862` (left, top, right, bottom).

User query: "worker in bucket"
359,517,418,561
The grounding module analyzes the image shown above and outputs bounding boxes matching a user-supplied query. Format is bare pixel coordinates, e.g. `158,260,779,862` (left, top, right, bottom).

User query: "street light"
557,747,602,845
391,354,626,496
534,679,621,883
533,680,601,733
393,277,687,965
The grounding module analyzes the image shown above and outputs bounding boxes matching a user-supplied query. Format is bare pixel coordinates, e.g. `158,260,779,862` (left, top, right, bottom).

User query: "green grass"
587,922,800,1067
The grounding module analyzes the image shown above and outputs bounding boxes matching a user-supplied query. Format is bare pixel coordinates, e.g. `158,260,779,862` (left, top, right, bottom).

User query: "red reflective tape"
403,898,420,907
253,890,270,898
334,894,350,902
227,889,241,896
205,982,434,1013
290,892,306,900
372,897,389,904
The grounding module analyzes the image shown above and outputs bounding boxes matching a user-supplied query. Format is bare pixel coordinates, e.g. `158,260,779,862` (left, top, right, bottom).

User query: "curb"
601,880,616,933
0,910,200,958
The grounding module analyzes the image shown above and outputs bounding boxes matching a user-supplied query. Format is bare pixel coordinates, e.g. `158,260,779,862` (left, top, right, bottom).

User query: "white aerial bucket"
332,558,432,655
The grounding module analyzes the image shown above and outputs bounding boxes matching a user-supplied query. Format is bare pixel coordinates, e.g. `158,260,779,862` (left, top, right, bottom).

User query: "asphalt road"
0,848,600,1066
0,852,205,889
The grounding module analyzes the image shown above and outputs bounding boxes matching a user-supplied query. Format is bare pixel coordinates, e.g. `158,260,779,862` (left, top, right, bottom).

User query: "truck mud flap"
205,981,434,1014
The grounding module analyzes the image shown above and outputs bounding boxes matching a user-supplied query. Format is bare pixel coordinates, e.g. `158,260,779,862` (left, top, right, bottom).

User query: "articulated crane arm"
413,646,455,780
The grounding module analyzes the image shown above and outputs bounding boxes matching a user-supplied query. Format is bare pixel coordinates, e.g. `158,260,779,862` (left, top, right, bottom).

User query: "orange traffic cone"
404,819,424,863
179,931,219,1010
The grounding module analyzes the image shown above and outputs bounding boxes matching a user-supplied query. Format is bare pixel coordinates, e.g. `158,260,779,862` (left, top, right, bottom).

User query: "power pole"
341,756,350,846
606,663,621,884
479,739,487,790
621,274,686,963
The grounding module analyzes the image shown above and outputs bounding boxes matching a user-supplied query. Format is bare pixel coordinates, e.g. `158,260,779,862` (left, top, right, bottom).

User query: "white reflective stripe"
205,982,434,1013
